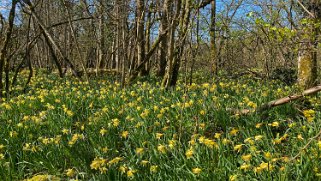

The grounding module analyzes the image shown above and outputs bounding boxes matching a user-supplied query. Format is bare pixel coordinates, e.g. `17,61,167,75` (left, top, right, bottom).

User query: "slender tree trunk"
169,0,191,87
61,0,89,81
128,35,137,75
116,4,121,72
96,1,105,76
24,42,33,93
162,0,180,87
157,0,170,77
145,4,152,73
136,0,148,76
189,5,200,85
121,0,128,88
0,0,18,99
210,0,217,75
111,37,116,69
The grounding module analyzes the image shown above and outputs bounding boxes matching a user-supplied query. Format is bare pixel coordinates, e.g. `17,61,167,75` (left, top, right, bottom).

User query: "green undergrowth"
0,70,321,180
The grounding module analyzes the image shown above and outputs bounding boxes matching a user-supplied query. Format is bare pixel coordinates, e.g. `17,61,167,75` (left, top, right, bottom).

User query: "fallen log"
229,84,321,115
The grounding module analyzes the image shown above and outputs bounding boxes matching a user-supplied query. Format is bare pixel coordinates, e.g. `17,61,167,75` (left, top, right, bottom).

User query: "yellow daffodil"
157,144,166,154
229,174,238,181
127,169,136,178
241,154,252,162
254,135,263,141
121,131,129,138
65,168,76,177
150,165,158,173
255,123,263,128
230,128,239,136
136,148,144,155
185,148,194,159
240,163,251,171
234,144,243,152
192,167,202,174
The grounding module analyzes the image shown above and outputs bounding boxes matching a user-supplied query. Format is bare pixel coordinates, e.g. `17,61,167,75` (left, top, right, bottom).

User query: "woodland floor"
0,70,321,180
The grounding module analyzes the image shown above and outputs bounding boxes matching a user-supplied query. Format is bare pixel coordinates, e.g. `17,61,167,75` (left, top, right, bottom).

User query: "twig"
290,128,321,162
296,0,315,18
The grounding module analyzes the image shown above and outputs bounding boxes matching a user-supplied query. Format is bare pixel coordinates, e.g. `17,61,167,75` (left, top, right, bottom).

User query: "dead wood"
229,84,321,115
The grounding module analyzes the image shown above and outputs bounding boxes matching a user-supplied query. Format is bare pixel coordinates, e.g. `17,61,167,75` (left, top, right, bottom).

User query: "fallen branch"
229,84,321,115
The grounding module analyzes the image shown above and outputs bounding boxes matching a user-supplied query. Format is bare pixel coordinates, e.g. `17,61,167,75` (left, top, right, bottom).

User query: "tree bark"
210,0,217,75
121,0,128,88
145,2,153,73
0,0,18,99
162,0,181,88
136,0,148,76
157,0,170,77
169,0,191,87
162,0,192,88
96,1,105,76
297,0,320,89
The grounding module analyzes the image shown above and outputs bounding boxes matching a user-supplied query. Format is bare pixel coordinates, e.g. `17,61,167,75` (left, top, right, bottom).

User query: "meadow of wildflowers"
0,71,321,180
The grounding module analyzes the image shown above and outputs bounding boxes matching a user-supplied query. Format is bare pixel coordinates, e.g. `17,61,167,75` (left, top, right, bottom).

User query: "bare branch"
49,16,96,28
296,0,315,18
198,0,214,9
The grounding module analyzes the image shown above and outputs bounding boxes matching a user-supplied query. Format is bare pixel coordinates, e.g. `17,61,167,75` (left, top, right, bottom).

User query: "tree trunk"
96,1,105,76
297,0,320,89
169,0,191,87
145,3,152,73
61,0,89,81
136,0,148,76
162,0,191,88
210,0,217,75
116,3,121,72
121,0,128,88
0,0,18,99
157,0,170,77
162,0,181,87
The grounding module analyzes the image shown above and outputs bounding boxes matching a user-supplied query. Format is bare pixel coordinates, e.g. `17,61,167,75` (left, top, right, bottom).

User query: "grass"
0,70,321,180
